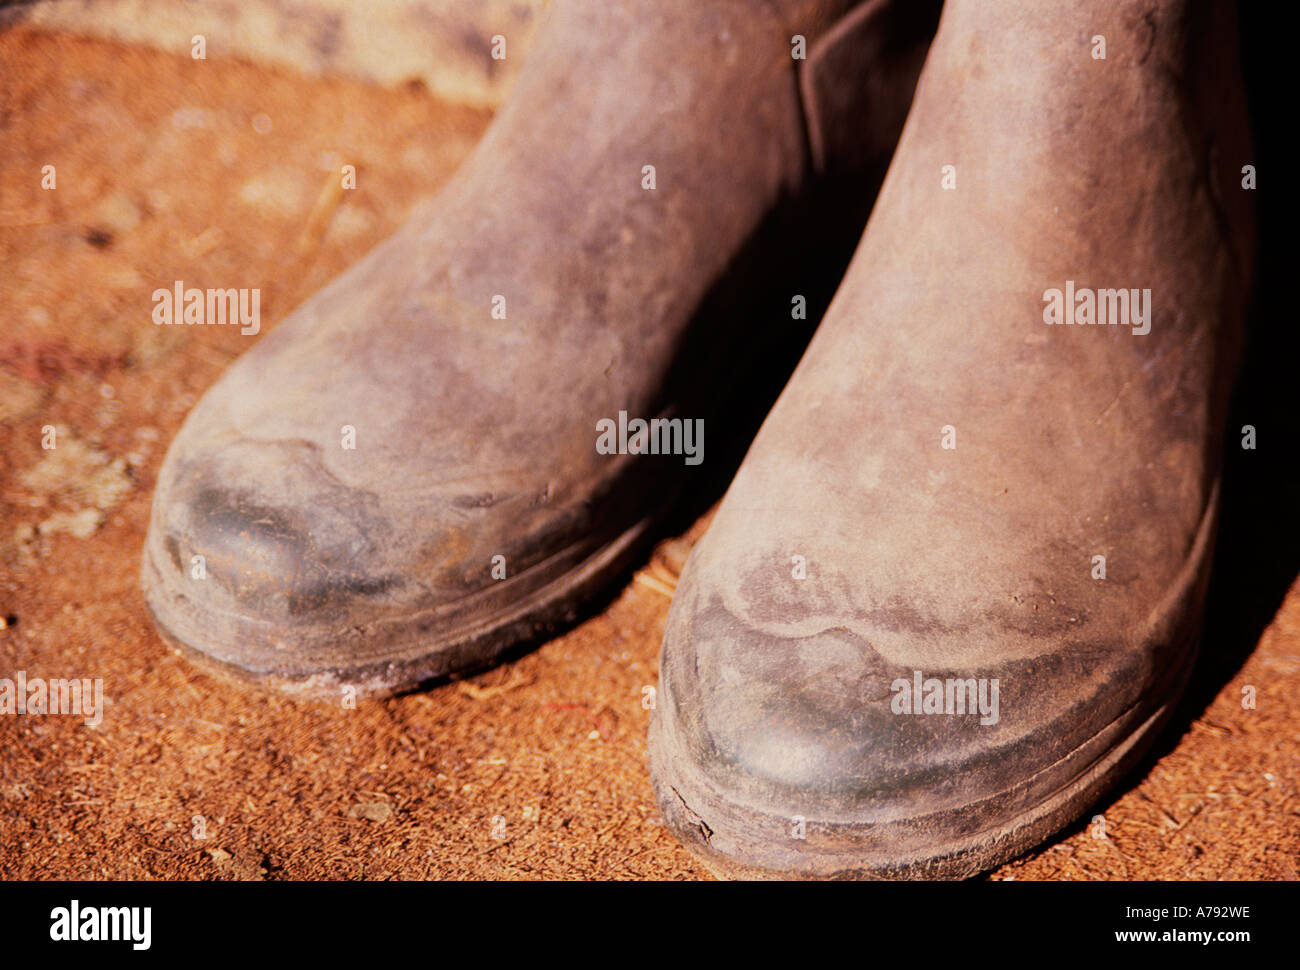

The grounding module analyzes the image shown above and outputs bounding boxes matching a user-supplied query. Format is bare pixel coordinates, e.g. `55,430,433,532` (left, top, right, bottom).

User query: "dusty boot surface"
650,0,1255,878
141,0,941,697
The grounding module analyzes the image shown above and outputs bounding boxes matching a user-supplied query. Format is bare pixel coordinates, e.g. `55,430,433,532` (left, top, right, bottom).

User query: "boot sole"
141,504,664,702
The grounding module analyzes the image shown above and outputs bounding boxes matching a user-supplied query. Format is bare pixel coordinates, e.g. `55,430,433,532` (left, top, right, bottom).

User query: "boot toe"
143,436,408,678
650,537,1202,879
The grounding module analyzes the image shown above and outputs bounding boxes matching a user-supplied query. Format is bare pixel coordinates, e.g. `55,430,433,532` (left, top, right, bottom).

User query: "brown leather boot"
141,0,941,697
650,0,1255,878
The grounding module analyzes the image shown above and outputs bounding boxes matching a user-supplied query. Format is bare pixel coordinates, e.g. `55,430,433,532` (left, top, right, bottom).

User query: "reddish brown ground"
1,28,1296,880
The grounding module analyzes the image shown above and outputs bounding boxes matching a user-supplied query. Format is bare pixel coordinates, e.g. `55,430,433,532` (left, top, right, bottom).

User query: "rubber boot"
141,0,942,697
649,0,1255,878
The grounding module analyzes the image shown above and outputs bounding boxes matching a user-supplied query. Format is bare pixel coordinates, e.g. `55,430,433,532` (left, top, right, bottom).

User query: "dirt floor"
1,27,1297,880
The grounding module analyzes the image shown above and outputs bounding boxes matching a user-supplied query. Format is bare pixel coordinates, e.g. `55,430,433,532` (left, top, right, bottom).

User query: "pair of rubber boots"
142,0,1255,878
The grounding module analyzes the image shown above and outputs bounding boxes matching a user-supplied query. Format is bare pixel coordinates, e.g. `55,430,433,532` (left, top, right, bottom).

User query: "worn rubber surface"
651,628,1202,880
646,0,1260,879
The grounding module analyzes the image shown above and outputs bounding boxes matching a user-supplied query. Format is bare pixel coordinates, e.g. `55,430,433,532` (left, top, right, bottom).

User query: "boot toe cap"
142,436,412,678
650,550,1194,877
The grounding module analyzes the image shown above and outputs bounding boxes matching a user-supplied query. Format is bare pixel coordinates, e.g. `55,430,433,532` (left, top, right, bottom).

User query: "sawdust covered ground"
1,27,1296,880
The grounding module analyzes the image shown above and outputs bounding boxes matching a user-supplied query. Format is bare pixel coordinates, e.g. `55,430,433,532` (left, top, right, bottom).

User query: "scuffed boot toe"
143,438,416,695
